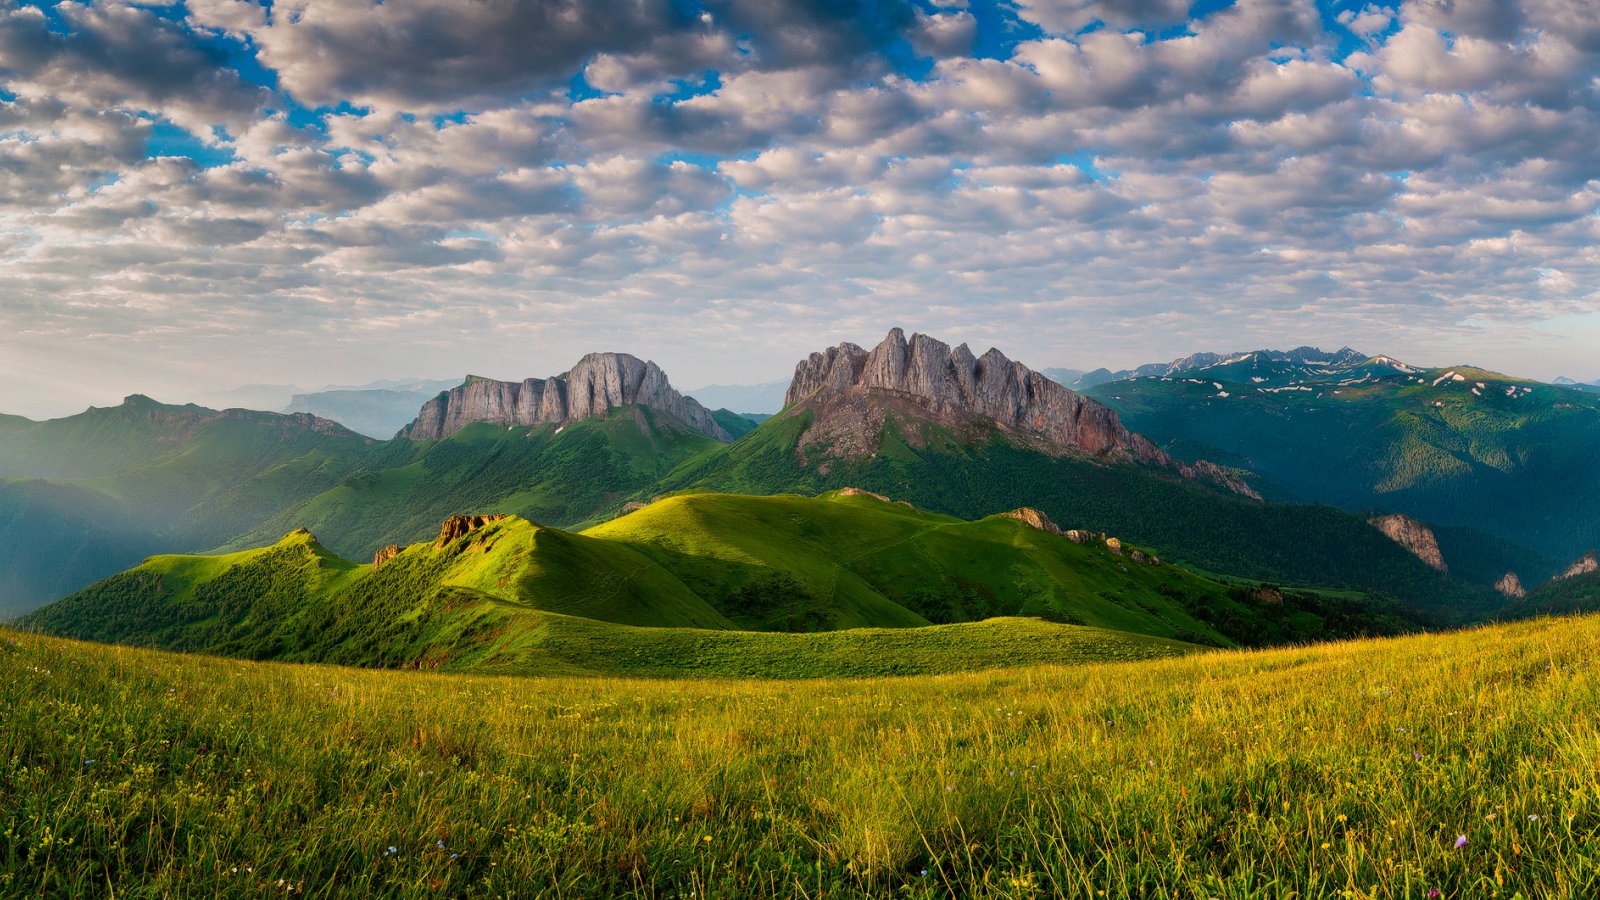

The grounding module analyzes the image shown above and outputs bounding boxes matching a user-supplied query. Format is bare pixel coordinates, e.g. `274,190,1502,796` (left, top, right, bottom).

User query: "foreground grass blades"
3,617,1599,897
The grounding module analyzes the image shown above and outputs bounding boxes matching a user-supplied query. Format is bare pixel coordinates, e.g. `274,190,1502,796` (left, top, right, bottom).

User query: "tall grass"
3,615,1598,897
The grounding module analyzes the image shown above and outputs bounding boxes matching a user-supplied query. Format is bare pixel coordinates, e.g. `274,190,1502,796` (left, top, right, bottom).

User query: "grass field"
4,614,1599,897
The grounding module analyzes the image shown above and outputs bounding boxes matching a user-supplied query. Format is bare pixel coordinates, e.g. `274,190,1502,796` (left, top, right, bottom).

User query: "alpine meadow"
4,0,1600,897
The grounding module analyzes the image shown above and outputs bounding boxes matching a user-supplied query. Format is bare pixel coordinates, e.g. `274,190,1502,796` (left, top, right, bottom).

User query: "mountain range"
283,378,458,439
1072,348,1600,567
4,329,1596,643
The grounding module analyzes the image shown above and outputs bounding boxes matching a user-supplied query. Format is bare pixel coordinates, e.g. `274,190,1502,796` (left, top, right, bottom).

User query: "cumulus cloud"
188,0,921,111
3,0,1600,411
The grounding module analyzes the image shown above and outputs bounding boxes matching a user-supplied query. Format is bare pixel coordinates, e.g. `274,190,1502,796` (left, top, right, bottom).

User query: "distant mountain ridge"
284,378,458,439
1050,346,1371,390
684,380,789,415
402,352,727,441
1082,350,1600,565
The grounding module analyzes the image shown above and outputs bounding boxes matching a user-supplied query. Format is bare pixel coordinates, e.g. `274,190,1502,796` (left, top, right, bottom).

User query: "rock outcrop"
435,514,512,548
787,329,1156,458
1558,550,1599,580
1368,514,1448,573
1495,572,1526,599
1002,507,1062,535
402,353,728,442
1251,585,1284,605
838,487,893,503
782,329,1260,498
1105,537,1123,556
372,545,401,569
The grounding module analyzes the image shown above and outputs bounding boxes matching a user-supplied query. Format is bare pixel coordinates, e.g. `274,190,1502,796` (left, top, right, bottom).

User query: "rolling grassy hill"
1085,359,1600,567
654,412,1495,621
3,611,1598,896
21,492,1420,661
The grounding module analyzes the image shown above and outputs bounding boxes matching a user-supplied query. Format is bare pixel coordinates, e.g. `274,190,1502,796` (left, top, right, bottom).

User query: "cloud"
189,0,920,111
1014,0,1192,34
0,1,267,132
4,0,1600,410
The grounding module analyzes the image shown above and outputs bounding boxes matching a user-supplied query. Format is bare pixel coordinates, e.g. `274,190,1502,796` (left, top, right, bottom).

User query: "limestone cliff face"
783,328,1260,498
1558,550,1600,580
402,353,728,442
787,329,1145,457
1495,572,1527,599
1368,514,1448,573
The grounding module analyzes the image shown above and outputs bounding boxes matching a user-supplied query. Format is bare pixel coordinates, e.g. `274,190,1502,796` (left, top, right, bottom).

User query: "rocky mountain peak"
402,352,727,442
1368,514,1447,573
782,328,1258,497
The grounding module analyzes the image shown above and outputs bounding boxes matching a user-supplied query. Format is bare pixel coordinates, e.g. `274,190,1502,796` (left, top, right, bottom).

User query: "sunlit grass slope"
4,615,1598,897
24,492,1419,660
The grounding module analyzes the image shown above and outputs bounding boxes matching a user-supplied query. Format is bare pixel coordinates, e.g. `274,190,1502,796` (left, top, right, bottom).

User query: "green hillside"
1499,568,1600,620
4,611,1599,896
1085,361,1600,565
0,397,385,616
22,492,1419,661
0,400,725,617
656,412,1493,620
225,408,724,561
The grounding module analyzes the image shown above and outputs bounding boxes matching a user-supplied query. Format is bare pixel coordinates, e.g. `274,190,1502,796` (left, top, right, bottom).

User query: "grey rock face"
786,328,1161,462
783,328,1260,498
1558,550,1600,580
402,352,728,441
1495,572,1527,599
1368,514,1448,573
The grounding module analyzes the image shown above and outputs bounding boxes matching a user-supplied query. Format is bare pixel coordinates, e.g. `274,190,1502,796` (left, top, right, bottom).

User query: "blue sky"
1,0,1598,417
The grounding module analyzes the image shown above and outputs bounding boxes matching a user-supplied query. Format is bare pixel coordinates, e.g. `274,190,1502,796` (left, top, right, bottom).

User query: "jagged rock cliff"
787,328,1153,458
435,514,513,548
1558,550,1600,580
402,353,728,442
1368,514,1448,573
783,328,1260,497
1495,572,1526,599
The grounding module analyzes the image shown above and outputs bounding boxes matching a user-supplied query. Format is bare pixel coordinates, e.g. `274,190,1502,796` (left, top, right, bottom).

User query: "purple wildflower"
1453,834,1468,849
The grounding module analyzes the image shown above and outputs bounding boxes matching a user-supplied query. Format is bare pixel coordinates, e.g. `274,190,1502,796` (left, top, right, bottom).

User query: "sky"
2,0,1598,419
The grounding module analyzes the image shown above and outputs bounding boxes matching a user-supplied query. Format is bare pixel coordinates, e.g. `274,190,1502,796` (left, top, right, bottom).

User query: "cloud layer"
2,0,1598,415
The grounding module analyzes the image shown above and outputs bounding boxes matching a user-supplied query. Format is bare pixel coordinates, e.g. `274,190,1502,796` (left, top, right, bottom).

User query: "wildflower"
1426,890,1441,899
920,869,928,877
1529,814,1540,821
702,835,712,842
1453,834,1468,849
83,759,94,766
436,840,446,850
